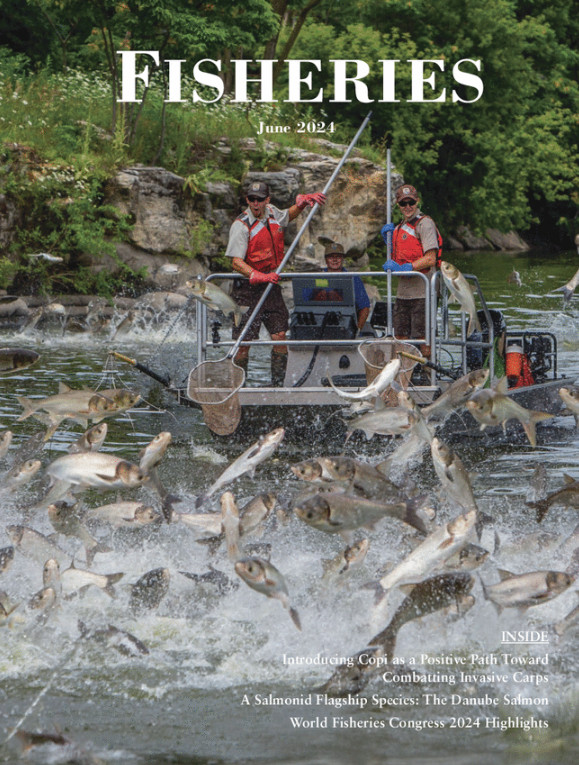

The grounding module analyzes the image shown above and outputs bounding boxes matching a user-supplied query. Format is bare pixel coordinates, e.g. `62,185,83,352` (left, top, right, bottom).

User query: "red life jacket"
237,208,285,273
392,214,443,272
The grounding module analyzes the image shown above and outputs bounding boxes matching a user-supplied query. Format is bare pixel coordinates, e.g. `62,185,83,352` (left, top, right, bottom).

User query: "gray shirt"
396,211,439,300
224,204,290,261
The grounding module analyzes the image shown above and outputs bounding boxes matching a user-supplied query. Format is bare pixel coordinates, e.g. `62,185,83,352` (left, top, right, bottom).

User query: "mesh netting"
358,339,424,405
187,359,245,435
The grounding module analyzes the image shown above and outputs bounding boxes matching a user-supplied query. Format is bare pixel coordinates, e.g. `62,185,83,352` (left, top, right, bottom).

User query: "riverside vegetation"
0,0,577,297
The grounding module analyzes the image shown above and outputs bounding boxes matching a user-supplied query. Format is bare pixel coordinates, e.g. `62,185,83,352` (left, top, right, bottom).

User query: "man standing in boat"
225,181,326,386
310,242,371,332
381,184,442,365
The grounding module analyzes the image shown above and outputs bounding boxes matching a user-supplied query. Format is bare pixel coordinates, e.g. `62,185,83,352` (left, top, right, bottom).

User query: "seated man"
313,242,370,332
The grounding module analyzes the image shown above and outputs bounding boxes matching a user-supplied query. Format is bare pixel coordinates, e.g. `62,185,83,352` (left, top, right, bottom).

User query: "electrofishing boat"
111,266,566,435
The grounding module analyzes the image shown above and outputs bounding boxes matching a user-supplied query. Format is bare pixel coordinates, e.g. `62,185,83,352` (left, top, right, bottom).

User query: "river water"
0,250,578,764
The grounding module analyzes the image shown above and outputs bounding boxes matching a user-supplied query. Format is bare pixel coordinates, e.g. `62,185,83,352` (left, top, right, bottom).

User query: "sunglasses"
247,195,265,202
399,199,417,208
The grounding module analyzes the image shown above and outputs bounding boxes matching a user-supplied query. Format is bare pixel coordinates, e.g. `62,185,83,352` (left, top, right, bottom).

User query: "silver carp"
46,452,148,490
61,563,124,598
371,510,477,625
139,431,172,474
431,437,478,512
68,423,108,454
78,620,149,657
7,525,70,567
85,500,161,528
294,492,431,536
422,369,489,421
129,567,170,612
321,539,370,581
559,386,579,427
221,491,241,562
2,459,41,491
294,455,401,501
440,261,481,336
234,556,301,630
482,569,574,611
186,279,244,326
199,427,285,506
553,265,579,302
0,347,39,375
526,473,579,522
347,406,413,440
370,572,475,647
329,358,401,402
466,377,553,447
47,502,108,566
0,430,12,459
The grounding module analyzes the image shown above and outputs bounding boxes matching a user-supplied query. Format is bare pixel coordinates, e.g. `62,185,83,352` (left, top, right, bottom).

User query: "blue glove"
383,259,413,272
381,223,395,244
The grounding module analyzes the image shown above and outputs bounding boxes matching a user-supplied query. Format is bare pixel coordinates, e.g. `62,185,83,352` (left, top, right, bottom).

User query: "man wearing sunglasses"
381,184,442,365
225,180,326,385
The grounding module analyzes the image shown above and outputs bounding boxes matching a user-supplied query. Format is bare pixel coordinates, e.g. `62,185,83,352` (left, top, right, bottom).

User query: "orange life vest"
237,209,285,273
392,214,442,272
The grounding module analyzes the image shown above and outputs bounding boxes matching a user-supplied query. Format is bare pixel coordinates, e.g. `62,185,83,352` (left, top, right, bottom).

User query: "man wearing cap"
225,181,326,385
381,184,442,361
311,242,370,331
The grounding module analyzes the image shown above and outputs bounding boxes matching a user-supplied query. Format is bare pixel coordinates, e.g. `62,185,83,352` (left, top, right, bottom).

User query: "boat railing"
431,271,496,382
196,270,496,385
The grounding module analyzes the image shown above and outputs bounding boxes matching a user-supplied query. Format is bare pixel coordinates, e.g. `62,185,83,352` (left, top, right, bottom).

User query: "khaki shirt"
396,211,438,300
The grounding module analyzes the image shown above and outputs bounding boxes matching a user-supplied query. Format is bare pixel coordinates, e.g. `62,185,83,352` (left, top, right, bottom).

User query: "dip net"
358,339,424,405
187,359,245,435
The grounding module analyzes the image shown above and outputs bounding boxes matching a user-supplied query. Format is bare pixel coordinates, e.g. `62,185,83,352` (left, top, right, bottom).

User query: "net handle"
226,110,373,361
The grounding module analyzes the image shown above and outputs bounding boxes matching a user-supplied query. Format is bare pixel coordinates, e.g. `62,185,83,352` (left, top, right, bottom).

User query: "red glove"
249,270,279,285
296,192,327,210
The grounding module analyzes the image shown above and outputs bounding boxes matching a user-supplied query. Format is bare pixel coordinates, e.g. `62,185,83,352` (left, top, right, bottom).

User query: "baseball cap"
395,184,419,203
324,242,345,258
246,181,270,200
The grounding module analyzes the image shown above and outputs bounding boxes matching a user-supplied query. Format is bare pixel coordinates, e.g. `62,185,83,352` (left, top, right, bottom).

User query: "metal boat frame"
166,268,564,412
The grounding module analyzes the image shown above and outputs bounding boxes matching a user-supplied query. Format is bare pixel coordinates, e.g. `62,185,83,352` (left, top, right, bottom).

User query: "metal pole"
226,111,373,361
386,146,392,258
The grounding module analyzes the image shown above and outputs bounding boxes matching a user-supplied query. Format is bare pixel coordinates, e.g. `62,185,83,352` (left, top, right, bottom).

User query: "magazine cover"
0,1,578,763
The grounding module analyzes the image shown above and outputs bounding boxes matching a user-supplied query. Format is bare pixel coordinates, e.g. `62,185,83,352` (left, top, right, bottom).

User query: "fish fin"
563,473,575,484
497,568,514,581
440,535,456,549
493,530,501,554
85,542,111,568
95,473,116,483
195,494,208,510
495,376,509,395
373,396,385,411
404,497,431,535
362,580,387,605
17,396,37,421
58,383,72,393
195,536,223,555
398,584,417,596
104,573,124,598
289,607,302,631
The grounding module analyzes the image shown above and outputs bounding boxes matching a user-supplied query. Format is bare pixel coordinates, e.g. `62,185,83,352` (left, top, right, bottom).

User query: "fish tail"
289,607,302,631
526,498,549,523
405,497,432,535
16,396,36,420
104,573,124,598
523,411,554,448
